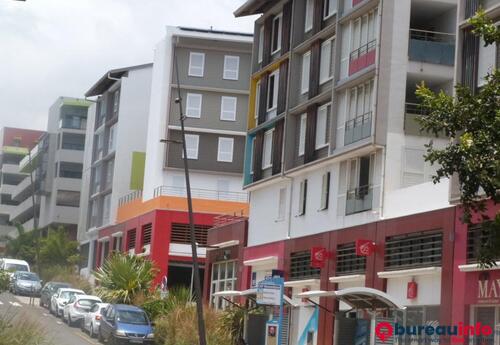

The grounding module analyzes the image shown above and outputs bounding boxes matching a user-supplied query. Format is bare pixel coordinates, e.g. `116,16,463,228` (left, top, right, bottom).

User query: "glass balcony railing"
408,29,455,66
404,102,428,136
344,111,372,146
59,117,86,130
346,185,373,215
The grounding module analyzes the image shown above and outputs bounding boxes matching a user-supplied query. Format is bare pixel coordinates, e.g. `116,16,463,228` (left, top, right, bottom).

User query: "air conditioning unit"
128,248,135,256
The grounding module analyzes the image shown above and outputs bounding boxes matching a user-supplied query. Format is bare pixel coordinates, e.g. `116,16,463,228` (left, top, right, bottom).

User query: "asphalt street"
0,292,99,345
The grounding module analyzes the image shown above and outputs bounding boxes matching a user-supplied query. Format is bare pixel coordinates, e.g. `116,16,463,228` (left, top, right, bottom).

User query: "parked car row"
39,281,155,344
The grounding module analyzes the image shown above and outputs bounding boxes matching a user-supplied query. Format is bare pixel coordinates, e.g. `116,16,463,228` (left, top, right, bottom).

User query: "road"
0,292,99,345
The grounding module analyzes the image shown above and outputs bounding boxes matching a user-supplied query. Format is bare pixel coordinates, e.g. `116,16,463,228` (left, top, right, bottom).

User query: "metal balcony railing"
349,39,377,62
153,185,248,203
404,102,430,136
344,111,372,145
118,190,143,206
408,29,455,66
346,185,373,215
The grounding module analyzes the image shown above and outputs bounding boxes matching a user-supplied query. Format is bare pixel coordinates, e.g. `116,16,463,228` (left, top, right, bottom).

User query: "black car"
39,282,72,308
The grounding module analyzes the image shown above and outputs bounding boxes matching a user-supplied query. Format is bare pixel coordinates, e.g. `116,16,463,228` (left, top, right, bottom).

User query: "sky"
0,0,257,131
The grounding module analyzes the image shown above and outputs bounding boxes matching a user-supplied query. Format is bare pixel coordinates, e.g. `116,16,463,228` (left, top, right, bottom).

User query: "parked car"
81,302,109,338
99,304,154,344
39,282,72,308
9,271,42,296
0,259,30,277
50,288,85,317
63,294,102,327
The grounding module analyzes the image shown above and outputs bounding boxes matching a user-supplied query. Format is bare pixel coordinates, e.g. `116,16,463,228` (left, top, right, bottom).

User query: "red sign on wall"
407,281,418,299
355,239,375,256
311,247,329,268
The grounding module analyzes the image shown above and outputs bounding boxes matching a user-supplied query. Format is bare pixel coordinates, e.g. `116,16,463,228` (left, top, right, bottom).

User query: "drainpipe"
107,72,120,81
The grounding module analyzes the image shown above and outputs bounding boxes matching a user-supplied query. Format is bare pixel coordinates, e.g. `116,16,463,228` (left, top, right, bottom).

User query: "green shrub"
0,271,10,293
0,312,51,345
42,265,92,294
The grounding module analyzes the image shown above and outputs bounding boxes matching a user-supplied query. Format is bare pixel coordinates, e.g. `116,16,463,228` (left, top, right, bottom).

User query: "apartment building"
92,27,253,289
10,97,90,239
77,63,153,276
0,127,44,250
451,0,500,343
216,0,460,344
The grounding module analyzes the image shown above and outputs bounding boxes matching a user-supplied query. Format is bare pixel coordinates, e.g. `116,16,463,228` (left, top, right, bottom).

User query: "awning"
284,279,320,288
213,289,298,306
243,256,278,267
377,266,441,278
297,287,406,311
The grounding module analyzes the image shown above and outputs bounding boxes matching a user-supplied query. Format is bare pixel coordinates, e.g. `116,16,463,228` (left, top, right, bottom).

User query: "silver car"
81,302,109,338
63,295,102,327
50,288,85,317
9,271,42,296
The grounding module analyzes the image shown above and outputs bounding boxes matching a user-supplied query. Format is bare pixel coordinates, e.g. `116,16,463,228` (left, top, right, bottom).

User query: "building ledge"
243,256,277,267
329,274,366,283
206,240,239,251
458,262,500,272
284,279,321,288
377,266,441,278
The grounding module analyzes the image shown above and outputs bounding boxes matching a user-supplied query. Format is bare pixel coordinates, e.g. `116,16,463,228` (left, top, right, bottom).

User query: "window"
61,133,85,151
277,187,286,221
171,223,211,246
127,229,136,251
301,51,311,94
345,155,373,214
298,179,308,216
320,38,334,84
188,52,205,77
258,26,264,63
250,137,256,175
271,13,282,53
90,200,99,227
108,124,117,153
262,129,273,169
113,89,120,115
184,134,199,160
320,172,330,210
59,162,83,179
186,93,202,118
91,165,101,194
385,232,443,270
347,79,374,121
142,224,152,246
223,55,240,80
315,104,330,149
220,96,237,121
94,132,104,161
254,80,261,122
267,70,279,113
477,37,496,87
56,190,80,207
290,250,320,280
324,0,337,18
210,261,237,310
350,9,378,53
298,114,307,156
102,194,111,225
217,137,234,162
105,159,114,189
305,0,314,32
336,242,366,275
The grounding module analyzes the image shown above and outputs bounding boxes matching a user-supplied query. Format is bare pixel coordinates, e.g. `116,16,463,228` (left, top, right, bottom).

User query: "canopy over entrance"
297,287,406,311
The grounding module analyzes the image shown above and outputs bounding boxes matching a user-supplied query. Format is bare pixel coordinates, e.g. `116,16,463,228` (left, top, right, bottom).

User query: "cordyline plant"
94,252,158,304
416,9,500,266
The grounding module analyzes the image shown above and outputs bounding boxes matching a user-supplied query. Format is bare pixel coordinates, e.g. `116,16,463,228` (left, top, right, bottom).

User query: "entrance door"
473,306,495,345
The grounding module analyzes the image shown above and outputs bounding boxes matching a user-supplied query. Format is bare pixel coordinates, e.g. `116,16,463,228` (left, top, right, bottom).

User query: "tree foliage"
416,10,500,265
5,224,37,266
39,227,79,267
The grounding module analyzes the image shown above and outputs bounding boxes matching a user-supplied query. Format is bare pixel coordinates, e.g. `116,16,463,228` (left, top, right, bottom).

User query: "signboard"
311,247,329,268
407,281,418,299
265,321,279,345
356,239,375,256
256,277,284,306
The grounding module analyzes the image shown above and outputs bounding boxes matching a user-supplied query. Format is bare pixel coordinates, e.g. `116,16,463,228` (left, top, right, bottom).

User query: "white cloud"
0,0,257,130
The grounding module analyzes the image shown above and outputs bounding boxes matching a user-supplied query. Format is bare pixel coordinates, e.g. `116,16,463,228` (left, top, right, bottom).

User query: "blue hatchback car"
98,304,154,344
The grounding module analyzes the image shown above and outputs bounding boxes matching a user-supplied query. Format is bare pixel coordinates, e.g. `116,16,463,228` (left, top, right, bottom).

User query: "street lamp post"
160,51,207,345
27,148,40,274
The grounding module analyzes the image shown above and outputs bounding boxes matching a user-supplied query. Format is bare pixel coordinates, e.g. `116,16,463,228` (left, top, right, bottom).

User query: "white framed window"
305,0,314,32
347,79,373,121
102,193,111,225
113,89,120,115
267,70,279,114
220,96,237,121
350,8,378,53
186,93,202,118
262,129,274,169
301,51,311,94
250,137,256,174
347,155,373,191
258,26,264,63
298,114,307,156
477,37,496,87
188,52,205,77
108,124,117,153
320,172,331,210
217,137,234,162
210,261,237,310
184,134,199,160
320,38,334,84
223,55,240,80
298,179,308,216
277,187,287,221
316,103,330,149
271,13,282,54
255,80,261,122
324,0,337,19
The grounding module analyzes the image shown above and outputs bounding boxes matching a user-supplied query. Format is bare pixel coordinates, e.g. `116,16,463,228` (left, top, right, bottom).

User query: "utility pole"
27,148,40,274
160,51,207,345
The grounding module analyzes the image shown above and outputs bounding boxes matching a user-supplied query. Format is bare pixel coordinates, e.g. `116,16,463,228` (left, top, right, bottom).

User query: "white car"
0,258,30,278
81,302,109,337
63,295,102,327
50,288,85,317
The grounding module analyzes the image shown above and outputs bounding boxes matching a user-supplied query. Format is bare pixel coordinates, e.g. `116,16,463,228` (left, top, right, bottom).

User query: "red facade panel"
348,49,376,76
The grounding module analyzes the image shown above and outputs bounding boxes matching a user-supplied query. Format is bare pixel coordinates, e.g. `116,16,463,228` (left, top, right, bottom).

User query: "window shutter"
258,73,269,125
299,179,308,215
309,41,321,98
461,29,479,92
277,60,288,115
304,105,318,163
263,16,273,66
313,0,324,34
253,131,264,182
321,172,331,210
281,1,292,54
272,119,284,175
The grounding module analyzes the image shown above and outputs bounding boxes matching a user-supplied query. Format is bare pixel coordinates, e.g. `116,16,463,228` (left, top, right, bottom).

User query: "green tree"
4,224,37,266
94,253,158,304
39,227,79,267
416,9,500,265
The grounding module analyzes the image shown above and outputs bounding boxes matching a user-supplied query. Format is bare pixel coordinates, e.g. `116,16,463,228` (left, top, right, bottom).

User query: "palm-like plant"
40,227,79,267
94,253,158,304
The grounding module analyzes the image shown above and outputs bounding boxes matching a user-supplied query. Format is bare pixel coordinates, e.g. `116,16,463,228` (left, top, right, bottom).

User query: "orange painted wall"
117,195,249,223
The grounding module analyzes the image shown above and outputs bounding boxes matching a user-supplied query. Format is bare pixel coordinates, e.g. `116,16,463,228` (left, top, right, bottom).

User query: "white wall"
164,169,244,194
385,273,441,306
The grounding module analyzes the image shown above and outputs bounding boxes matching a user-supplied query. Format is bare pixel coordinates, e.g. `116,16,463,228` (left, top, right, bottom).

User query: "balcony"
346,185,373,215
344,112,372,146
153,186,249,203
408,29,455,66
1,163,20,175
349,40,376,76
59,117,86,130
404,103,428,136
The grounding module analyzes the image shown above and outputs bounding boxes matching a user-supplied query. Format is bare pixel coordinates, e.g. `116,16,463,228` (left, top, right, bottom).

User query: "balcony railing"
344,112,372,145
349,40,376,75
59,118,86,130
153,186,248,203
346,185,373,215
118,190,143,207
408,29,455,66
404,102,429,136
